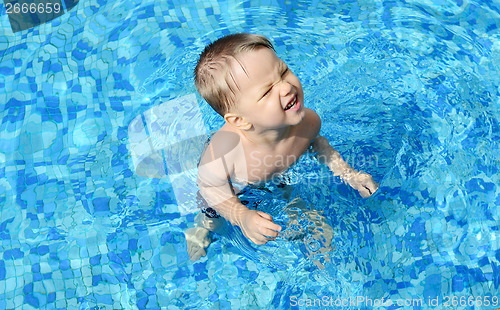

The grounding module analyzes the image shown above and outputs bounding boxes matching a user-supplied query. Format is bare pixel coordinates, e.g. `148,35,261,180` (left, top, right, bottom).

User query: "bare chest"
232,137,311,183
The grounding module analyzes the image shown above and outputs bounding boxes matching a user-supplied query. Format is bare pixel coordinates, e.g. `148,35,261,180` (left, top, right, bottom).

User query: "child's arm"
199,193,281,245
197,133,281,244
311,136,379,197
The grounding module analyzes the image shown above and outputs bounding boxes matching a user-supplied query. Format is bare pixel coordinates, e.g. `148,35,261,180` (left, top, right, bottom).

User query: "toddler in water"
185,33,378,261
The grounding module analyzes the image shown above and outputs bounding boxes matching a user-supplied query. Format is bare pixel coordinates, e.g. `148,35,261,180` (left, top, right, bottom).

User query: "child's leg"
303,208,334,269
284,198,334,269
185,212,225,261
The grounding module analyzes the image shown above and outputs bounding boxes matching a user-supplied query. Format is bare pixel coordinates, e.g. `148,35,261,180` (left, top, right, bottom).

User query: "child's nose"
279,80,293,97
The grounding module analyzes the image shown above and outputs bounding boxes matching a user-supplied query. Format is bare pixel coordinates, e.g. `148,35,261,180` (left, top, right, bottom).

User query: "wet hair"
194,33,275,116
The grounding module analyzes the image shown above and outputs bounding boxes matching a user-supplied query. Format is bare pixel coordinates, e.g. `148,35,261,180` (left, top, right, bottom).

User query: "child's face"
228,48,305,130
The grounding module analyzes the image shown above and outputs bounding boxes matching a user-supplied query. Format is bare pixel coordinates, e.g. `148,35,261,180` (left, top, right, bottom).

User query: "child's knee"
195,212,224,232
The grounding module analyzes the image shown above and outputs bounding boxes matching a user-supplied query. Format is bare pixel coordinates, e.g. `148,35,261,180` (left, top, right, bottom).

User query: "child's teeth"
285,98,296,110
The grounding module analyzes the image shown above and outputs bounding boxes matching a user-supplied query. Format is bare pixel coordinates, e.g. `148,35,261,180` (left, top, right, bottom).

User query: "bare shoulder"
299,108,321,140
199,125,240,173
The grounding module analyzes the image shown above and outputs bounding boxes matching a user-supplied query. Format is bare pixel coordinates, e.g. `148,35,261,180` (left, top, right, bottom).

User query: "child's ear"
224,113,252,130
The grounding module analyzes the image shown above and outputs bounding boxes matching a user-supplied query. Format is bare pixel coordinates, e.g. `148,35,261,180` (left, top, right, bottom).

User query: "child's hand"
346,171,379,198
237,209,282,245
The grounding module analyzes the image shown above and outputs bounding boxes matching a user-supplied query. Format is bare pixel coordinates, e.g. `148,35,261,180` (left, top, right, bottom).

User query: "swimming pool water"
1,0,499,309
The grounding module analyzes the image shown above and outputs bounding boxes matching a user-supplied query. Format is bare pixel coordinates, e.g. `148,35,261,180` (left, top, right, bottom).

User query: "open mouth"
284,96,297,111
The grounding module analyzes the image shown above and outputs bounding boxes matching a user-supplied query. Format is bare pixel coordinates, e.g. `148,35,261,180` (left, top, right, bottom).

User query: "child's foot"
185,226,211,261
185,212,225,261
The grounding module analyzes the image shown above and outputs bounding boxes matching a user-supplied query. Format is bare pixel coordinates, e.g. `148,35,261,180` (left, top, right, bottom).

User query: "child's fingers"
261,227,280,238
256,211,273,221
243,211,283,245
362,185,373,196
359,182,378,197
242,229,265,245
257,211,281,228
264,220,282,232
248,230,278,245
359,188,371,198
253,232,275,244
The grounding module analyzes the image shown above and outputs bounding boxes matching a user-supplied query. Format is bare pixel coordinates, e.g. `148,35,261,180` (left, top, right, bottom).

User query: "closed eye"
260,64,289,100
261,88,272,99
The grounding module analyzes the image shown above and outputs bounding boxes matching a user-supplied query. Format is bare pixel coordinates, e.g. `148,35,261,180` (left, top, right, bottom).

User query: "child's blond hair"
194,33,274,116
